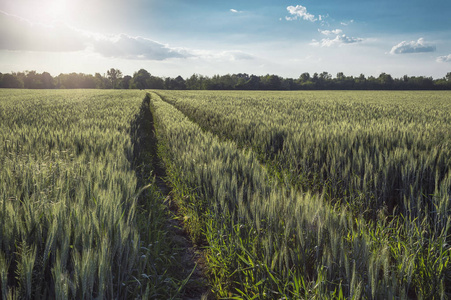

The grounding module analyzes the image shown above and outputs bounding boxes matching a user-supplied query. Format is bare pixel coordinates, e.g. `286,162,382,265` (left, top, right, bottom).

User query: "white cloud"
390,38,436,54
0,11,86,52
318,14,330,26
286,5,316,22
0,11,255,63
91,34,190,60
311,34,363,47
191,50,254,61
230,9,243,13
436,54,451,62
340,20,354,26
0,11,193,60
318,29,343,36
223,51,254,60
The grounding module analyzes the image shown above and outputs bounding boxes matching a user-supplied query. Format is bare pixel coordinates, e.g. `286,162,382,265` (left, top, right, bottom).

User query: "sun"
30,0,70,23
46,0,67,20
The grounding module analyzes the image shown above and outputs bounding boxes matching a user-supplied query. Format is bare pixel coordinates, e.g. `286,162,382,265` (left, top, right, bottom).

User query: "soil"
156,178,212,300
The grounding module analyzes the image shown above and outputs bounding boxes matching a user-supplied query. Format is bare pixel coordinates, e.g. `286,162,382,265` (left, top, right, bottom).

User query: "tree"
299,72,310,82
239,75,259,90
165,76,186,90
312,73,319,82
261,74,282,90
186,74,202,90
107,68,123,89
81,74,97,89
218,74,234,89
41,72,55,89
317,72,332,89
57,73,78,89
148,76,165,89
378,72,394,88
1,69,451,91
283,78,298,90
0,74,24,88
131,69,151,89
319,72,331,80
23,71,40,88
94,73,106,89
120,75,132,89
355,74,366,89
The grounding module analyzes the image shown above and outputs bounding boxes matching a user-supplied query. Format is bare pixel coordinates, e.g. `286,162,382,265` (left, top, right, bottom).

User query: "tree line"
1,68,451,90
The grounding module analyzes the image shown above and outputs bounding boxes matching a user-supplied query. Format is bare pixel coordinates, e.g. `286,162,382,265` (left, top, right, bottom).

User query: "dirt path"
156,177,211,300
134,95,211,299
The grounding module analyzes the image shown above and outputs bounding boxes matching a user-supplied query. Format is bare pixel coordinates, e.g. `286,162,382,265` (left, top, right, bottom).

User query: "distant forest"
1,68,451,90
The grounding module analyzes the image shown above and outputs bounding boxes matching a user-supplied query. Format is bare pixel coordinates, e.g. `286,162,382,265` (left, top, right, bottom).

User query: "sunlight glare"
35,0,70,23
47,0,67,20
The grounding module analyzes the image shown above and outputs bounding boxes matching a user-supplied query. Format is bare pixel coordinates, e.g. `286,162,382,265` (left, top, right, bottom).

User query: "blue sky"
1,0,450,78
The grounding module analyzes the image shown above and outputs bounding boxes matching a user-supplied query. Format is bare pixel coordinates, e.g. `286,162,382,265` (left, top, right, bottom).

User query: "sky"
0,0,451,79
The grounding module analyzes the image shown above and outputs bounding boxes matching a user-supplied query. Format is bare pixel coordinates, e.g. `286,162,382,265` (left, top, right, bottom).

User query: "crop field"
1,89,451,299
151,90,451,299
0,90,192,299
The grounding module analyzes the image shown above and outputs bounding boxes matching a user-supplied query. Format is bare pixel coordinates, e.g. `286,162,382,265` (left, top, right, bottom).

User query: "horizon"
1,0,450,79
2,69,451,81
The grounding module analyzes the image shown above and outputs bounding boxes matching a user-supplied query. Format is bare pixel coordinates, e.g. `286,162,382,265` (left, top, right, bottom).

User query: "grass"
2,88,450,298
0,90,190,299
150,90,451,299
